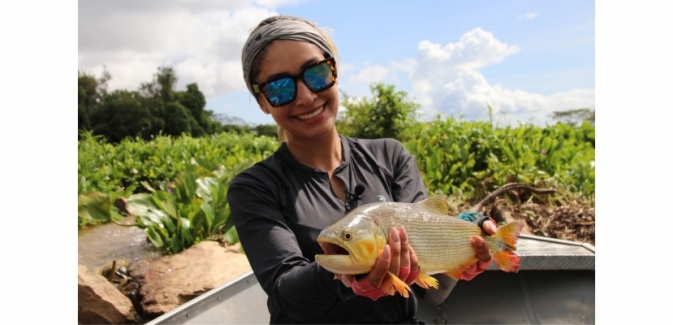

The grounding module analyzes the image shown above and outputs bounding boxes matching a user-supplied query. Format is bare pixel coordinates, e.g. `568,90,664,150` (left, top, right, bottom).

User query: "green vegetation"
79,67,230,142
78,75,595,255
338,83,419,141
127,163,248,255
405,119,595,202
550,108,595,126
77,131,279,231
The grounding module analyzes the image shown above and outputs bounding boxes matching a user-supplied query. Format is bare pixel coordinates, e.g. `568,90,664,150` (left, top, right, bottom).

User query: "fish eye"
343,230,351,241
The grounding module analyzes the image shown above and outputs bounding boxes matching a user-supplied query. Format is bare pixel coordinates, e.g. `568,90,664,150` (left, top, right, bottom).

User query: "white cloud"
78,1,280,96
78,3,592,126
518,11,539,21
253,0,306,8
403,28,594,125
338,60,409,99
347,63,390,84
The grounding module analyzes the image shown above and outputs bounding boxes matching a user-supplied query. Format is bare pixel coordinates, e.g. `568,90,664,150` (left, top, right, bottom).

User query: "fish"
315,195,523,298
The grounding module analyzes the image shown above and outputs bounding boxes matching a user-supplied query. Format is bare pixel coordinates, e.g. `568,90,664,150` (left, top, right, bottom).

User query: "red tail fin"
492,222,523,272
493,250,520,272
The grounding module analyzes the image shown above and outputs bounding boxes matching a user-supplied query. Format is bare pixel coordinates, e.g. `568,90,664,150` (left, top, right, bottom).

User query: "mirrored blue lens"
304,62,333,91
261,60,335,106
265,77,296,106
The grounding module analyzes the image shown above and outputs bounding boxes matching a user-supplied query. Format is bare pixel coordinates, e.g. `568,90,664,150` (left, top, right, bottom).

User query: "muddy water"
78,216,162,272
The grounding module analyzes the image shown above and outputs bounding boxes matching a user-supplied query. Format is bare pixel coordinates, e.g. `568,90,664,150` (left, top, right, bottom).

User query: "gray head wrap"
241,18,336,96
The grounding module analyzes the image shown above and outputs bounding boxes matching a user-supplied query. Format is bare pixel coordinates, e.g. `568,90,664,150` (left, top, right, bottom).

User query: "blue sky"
279,0,594,93
78,0,595,126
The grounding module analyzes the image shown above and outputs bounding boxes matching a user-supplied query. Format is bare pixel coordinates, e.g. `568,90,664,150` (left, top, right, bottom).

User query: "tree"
78,65,230,141
156,67,177,105
139,66,178,106
89,90,154,142
163,101,193,136
339,82,420,140
78,68,110,131
138,93,166,137
176,83,207,135
550,108,595,126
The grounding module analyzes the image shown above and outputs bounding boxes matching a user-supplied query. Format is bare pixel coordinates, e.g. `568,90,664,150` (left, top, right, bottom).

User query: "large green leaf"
78,192,111,222
430,150,440,170
192,210,206,231
201,201,215,231
145,227,164,248
223,226,239,245
125,193,156,216
161,197,178,219
180,217,191,231
195,178,213,201
502,145,516,164
168,236,182,255
136,216,155,228
211,204,229,234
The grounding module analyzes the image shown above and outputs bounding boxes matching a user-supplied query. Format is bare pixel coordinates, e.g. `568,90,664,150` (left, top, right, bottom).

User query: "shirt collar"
277,135,351,173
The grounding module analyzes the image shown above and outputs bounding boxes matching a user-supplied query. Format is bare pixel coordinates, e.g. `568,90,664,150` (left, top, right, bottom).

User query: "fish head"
315,212,387,275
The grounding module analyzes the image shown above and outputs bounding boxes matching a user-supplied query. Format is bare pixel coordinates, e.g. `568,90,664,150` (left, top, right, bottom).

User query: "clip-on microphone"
345,184,365,211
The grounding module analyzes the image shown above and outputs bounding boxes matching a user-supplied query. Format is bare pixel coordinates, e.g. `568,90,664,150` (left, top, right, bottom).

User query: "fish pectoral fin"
382,271,410,298
414,271,439,289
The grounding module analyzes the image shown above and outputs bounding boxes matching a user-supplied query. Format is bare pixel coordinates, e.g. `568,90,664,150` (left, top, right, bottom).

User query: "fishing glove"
350,268,419,301
459,259,492,281
342,266,419,301
350,275,391,301
460,216,495,281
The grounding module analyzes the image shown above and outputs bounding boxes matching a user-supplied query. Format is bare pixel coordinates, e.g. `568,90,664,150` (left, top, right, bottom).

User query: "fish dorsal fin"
417,195,450,215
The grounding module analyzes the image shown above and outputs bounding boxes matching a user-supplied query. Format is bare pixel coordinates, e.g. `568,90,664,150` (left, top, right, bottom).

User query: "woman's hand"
338,227,418,300
460,218,497,281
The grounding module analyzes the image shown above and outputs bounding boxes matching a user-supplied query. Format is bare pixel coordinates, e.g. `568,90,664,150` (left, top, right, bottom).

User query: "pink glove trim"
405,268,419,285
399,266,410,282
351,276,388,301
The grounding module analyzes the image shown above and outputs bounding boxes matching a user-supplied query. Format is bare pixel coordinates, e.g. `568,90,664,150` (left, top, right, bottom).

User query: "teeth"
297,107,323,120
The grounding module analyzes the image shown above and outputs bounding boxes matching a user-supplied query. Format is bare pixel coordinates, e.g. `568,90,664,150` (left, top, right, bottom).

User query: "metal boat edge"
146,234,595,324
145,271,260,325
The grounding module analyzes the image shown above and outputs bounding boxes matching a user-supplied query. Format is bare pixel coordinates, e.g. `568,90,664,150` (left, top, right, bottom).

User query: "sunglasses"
253,58,337,107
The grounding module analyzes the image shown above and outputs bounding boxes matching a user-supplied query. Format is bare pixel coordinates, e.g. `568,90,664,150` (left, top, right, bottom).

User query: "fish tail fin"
380,271,411,298
494,221,523,248
490,221,523,272
493,250,521,273
414,271,439,289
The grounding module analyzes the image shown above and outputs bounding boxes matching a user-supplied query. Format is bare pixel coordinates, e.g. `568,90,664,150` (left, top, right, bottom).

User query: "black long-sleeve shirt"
228,136,428,324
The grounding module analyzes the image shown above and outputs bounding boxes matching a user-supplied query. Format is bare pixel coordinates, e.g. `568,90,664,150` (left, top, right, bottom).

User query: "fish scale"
369,205,495,274
315,195,523,297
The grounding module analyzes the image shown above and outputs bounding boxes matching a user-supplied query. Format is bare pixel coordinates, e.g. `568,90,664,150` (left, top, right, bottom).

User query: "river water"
78,216,162,272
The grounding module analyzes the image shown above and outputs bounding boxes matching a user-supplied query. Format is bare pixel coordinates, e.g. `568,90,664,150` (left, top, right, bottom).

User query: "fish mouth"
315,238,372,274
318,240,349,256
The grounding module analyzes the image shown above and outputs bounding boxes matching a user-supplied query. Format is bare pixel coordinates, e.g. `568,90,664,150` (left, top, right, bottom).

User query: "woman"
228,15,496,324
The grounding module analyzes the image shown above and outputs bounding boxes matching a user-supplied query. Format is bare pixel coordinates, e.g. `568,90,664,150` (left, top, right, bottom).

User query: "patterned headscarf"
241,18,336,96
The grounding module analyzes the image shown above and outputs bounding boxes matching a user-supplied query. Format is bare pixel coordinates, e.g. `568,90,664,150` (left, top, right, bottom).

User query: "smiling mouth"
297,106,323,120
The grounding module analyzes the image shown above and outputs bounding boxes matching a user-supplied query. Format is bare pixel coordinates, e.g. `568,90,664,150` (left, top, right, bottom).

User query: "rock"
129,241,251,318
113,197,130,215
78,264,137,324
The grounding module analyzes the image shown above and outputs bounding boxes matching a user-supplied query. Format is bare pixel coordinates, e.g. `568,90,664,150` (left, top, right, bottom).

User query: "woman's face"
255,40,339,142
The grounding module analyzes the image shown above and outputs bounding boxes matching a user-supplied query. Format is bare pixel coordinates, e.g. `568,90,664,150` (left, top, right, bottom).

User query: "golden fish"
315,195,523,297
